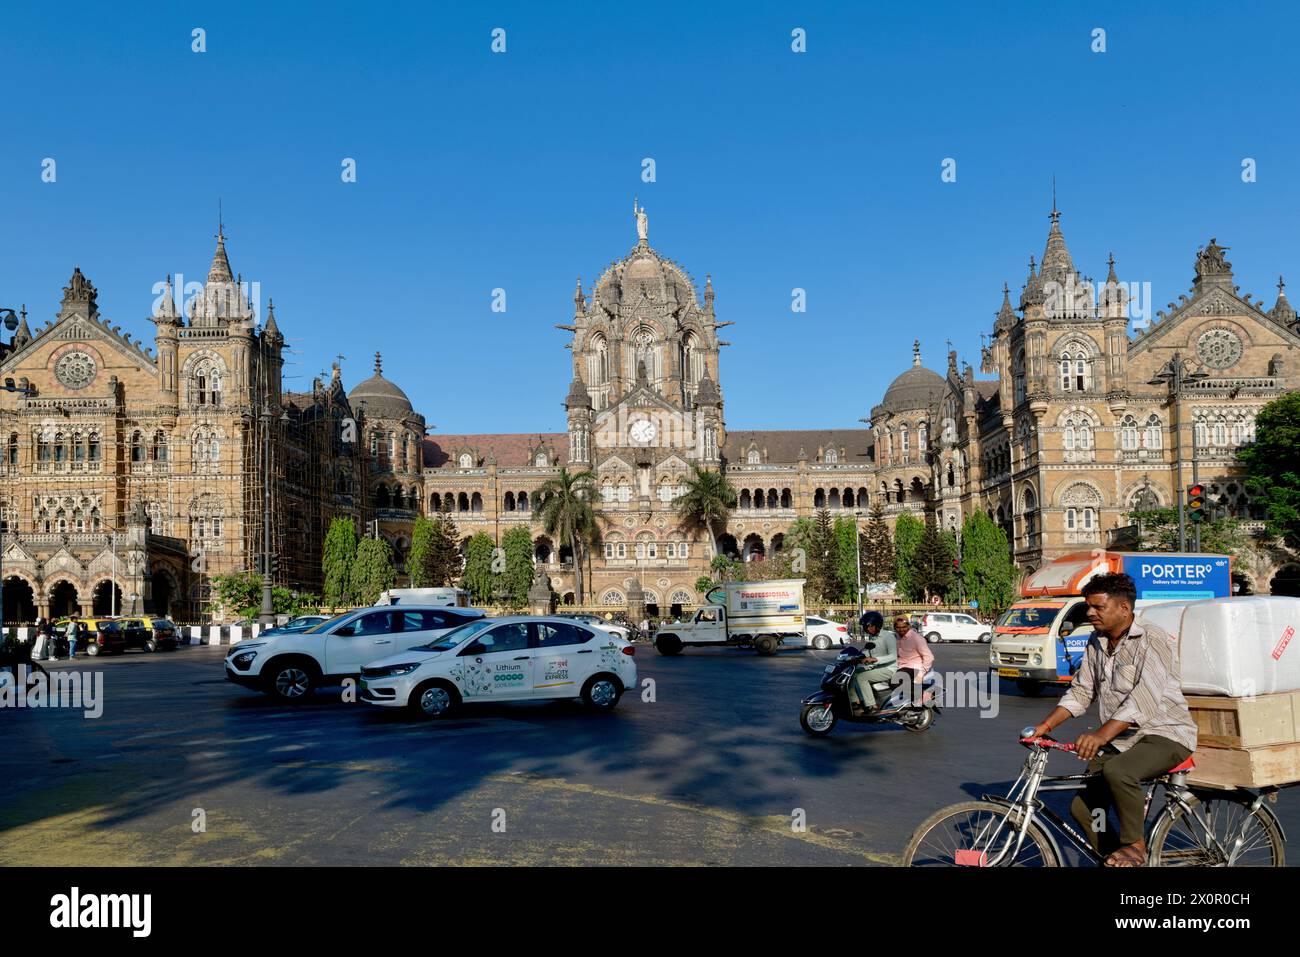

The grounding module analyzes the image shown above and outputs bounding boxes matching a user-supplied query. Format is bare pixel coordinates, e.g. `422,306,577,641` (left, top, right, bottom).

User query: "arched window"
1195,417,1209,449
1213,417,1228,447
1060,350,1092,392
535,452,548,467
458,453,473,468
747,449,760,464
88,432,101,463
1120,415,1139,451
131,431,145,463
1144,414,1162,450
825,447,838,464
1013,350,1027,405
918,422,928,453
6,433,17,466
900,427,910,458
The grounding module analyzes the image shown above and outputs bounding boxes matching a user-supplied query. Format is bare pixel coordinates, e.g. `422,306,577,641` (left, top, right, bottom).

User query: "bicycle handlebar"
1018,733,1077,753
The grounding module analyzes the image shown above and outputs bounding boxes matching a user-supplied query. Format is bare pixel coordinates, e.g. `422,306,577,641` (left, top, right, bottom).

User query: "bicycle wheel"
1148,791,1285,867
903,800,1060,867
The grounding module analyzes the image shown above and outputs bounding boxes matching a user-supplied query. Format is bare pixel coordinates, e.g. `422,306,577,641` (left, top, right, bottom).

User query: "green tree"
537,468,601,603
911,521,955,602
408,515,436,588
428,498,462,586
892,512,925,600
960,510,1017,614
1237,391,1300,545
1129,506,1252,558
349,537,396,606
321,517,358,609
461,532,497,604
210,573,322,619
782,516,817,577
808,508,842,602
862,501,894,584
694,575,716,595
833,517,860,603
674,464,738,558
498,525,536,606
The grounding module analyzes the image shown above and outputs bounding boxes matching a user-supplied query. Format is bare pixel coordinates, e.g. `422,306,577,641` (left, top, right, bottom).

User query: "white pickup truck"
654,579,807,657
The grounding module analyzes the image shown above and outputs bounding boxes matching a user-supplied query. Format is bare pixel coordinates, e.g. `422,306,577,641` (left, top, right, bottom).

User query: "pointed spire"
1100,253,1128,315
1271,274,1296,325
1040,200,1077,282
12,306,31,350
263,297,282,342
912,339,922,367
374,351,383,376
208,217,233,284
573,277,585,312
154,274,179,323
995,282,1017,332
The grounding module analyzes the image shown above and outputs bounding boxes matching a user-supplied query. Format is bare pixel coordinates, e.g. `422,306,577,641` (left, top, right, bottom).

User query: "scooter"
799,644,940,736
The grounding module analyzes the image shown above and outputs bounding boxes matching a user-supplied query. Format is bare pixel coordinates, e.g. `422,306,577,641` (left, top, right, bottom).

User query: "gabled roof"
424,433,569,468
721,428,873,465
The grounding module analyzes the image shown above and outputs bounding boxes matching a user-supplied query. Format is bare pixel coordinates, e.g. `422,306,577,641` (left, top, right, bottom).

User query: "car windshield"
997,606,1063,629
302,612,354,634
415,617,496,651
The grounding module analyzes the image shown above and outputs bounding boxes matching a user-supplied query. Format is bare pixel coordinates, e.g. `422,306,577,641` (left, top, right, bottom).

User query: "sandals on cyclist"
1104,843,1147,867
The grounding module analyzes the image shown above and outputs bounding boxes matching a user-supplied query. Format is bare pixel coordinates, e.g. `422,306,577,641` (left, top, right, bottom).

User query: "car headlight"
1032,654,1042,666
989,650,998,665
232,651,259,668
370,663,421,678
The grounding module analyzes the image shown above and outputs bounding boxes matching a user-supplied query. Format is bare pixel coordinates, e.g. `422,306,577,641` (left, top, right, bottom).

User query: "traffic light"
1187,484,1207,524
270,554,281,576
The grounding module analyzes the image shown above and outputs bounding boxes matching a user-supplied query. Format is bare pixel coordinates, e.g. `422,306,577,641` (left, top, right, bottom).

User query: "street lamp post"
1148,352,1209,552
853,507,864,631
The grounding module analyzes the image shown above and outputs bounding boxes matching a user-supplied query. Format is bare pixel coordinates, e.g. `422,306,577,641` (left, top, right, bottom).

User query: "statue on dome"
634,198,648,242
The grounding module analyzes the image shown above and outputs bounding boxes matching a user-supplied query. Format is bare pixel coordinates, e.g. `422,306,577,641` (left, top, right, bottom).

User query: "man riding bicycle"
1029,572,1198,867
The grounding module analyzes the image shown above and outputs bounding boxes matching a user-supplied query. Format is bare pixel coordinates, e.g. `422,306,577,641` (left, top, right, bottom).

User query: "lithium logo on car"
1272,626,1295,661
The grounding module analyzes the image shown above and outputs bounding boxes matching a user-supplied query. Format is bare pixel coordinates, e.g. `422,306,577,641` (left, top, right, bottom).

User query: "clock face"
1197,328,1243,370
630,419,657,444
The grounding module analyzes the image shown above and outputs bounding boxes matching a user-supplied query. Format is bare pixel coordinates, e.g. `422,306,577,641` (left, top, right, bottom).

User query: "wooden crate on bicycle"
1185,691,1300,749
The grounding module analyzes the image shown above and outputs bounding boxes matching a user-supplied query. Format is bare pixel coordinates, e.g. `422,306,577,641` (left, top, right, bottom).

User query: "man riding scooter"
849,611,897,714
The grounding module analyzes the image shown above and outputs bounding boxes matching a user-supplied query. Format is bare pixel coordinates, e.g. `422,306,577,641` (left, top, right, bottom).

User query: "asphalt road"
3,641,1297,866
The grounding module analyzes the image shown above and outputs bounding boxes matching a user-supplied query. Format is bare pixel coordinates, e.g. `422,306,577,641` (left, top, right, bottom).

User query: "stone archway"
48,580,81,618
2,575,37,623
1269,565,1300,597
91,579,123,616
151,565,181,618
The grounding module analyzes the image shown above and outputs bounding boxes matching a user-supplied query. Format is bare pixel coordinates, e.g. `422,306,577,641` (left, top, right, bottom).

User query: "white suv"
224,605,486,701
918,612,991,644
359,615,637,718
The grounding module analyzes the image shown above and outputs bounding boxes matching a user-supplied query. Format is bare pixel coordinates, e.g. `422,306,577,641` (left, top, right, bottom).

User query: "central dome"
348,352,413,419
881,365,945,414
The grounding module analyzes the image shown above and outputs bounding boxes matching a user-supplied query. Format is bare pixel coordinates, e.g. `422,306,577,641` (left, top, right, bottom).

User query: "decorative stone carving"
54,351,97,389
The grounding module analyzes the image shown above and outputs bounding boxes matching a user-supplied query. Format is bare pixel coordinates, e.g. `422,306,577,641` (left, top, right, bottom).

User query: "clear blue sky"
2,1,1297,434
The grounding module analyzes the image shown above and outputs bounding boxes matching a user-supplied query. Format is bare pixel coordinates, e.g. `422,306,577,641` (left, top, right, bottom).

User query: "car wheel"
979,632,992,644
925,632,941,644
582,674,622,711
144,639,158,653
86,643,101,657
655,633,683,656
813,635,831,650
267,662,315,702
754,635,778,656
410,680,458,719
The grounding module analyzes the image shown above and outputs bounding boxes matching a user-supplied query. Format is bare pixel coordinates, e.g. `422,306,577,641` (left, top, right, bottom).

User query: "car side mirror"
335,625,355,637
1059,623,1075,637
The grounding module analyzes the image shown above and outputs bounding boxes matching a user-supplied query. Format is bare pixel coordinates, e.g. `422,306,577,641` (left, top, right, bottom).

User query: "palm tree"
537,468,600,604
675,464,738,558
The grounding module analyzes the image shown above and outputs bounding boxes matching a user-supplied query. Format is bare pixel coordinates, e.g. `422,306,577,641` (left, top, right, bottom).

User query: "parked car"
805,615,851,649
359,615,637,718
555,613,632,642
120,617,178,652
224,605,487,702
116,617,154,652
53,617,126,656
917,612,992,644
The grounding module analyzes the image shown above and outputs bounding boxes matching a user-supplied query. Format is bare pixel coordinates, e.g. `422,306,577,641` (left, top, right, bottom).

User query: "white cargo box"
1139,596,1300,697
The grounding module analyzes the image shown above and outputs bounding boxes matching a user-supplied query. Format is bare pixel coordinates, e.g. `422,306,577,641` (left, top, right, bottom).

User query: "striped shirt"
1058,616,1198,753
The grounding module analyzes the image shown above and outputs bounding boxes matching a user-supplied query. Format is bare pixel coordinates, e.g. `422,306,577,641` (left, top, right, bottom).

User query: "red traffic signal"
1187,484,1207,523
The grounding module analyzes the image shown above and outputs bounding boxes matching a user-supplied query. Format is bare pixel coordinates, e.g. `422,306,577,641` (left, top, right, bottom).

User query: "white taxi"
358,615,637,718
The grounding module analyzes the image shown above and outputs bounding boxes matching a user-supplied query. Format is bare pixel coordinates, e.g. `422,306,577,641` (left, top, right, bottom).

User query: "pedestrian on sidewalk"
68,621,81,659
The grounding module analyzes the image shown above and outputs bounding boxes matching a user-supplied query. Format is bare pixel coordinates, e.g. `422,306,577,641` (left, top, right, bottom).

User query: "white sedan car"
805,616,851,650
359,615,638,718
917,612,992,643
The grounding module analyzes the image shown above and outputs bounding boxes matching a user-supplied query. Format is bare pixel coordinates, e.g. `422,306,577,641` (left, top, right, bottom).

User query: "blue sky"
2,1,1298,434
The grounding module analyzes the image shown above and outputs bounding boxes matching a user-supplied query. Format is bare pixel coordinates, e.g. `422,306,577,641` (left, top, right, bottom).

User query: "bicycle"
902,726,1290,866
